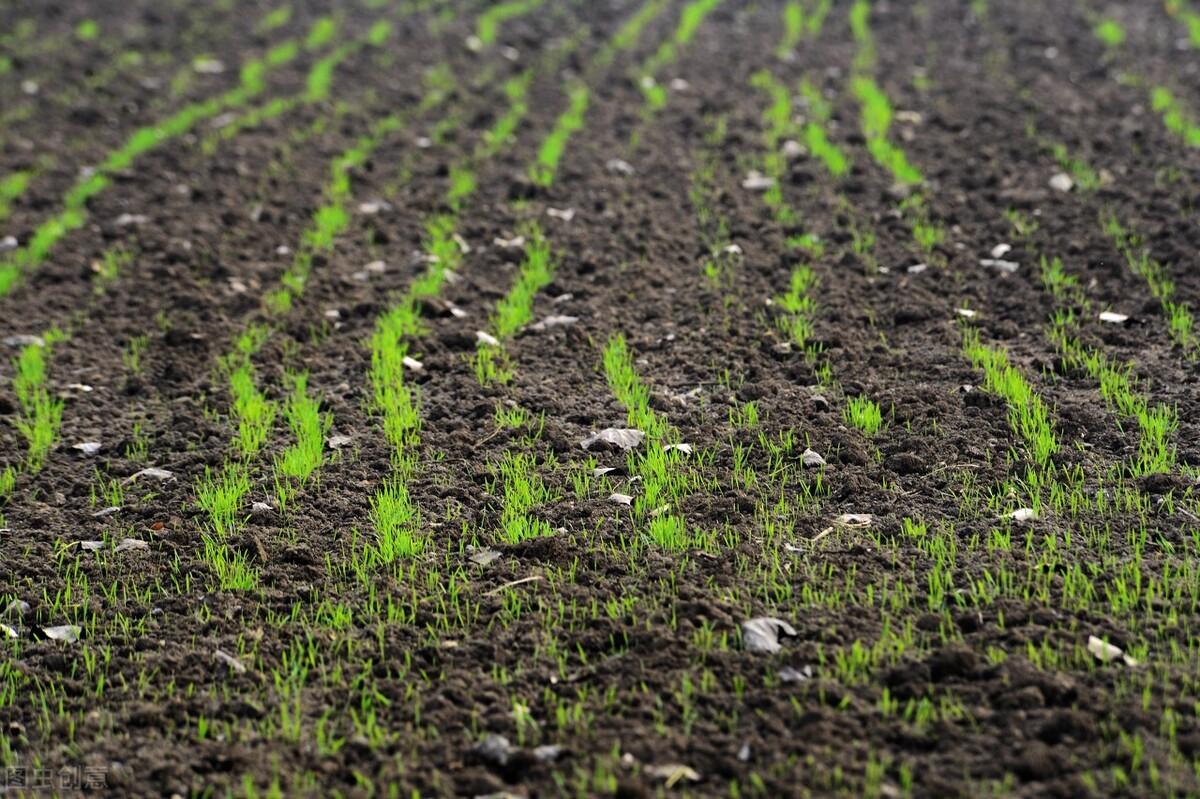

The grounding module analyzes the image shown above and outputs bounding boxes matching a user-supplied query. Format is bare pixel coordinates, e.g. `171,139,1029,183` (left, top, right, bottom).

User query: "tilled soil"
2,1,1200,797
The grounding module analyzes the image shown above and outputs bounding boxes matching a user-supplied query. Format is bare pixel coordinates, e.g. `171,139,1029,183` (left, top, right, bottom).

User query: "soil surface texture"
2,1,1200,797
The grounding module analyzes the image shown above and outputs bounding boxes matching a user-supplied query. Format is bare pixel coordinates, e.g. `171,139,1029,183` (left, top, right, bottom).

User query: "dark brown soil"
2,1,1200,797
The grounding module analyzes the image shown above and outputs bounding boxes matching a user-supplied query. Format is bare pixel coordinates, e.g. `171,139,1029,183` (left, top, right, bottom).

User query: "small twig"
483,575,543,596
477,427,505,446
808,526,836,544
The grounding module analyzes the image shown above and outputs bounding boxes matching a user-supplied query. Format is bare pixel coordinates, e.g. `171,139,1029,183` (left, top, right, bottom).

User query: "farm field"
2,0,1200,795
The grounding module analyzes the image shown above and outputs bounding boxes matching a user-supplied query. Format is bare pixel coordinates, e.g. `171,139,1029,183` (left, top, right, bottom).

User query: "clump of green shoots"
268,113,404,313
648,514,690,549
493,232,555,337
478,70,534,159
369,479,424,564
593,0,670,70
689,118,739,288
475,226,555,385
636,0,723,111
798,80,849,177
530,83,589,187
92,246,130,293
900,195,943,254
962,326,1058,469
257,5,291,33
1093,19,1126,48
1050,143,1101,191
603,335,697,549
844,395,884,436
775,266,822,359
205,19,393,153
1004,207,1039,239
305,16,337,50
476,0,545,46
848,0,875,72
603,335,666,440
494,452,556,543
75,19,99,41
852,76,923,185
220,326,277,459
306,21,385,101
194,460,259,590
1103,215,1196,355
1166,0,1200,47
122,334,149,375
272,372,331,511
750,70,799,224
1041,257,1178,475
0,170,33,224
0,465,17,501
12,331,65,470
195,463,251,538
777,0,832,57
370,303,423,455
361,209,467,569
1149,86,1200,148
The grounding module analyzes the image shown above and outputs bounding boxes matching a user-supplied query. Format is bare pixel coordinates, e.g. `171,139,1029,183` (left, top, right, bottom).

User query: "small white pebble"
1049,173,1074,192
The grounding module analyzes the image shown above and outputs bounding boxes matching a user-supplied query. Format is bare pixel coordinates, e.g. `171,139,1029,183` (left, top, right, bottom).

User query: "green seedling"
125,422,150,462
495,452,555,543
750,70,799,222
1167,0,1200,46
12,336,64,470
1041,259,1179,475
777,0,832,56
305,17,337,50
273,372,331,502
0,466,16,500
1004,207,1039,239
202,535,259,590
93,247,130,293
636,0,723,112
1150,86,1200,147
478,70,534,159
268,111,405,314
799,81,849,177
75,20,99,41
775,266,821,358
603,335,665,440
122,334,149,375
901,195,943,253
0,170,33,223
962,326,1058,469
1094,19,1126,47
477,0,545,45
1104,214,1197,354
475,227,555,384
1050,143,1101,191
195,463,251,538
779,2,804,56
602,335,698,550
849,0,875,72
228,363,276,460
853,76,923,185
594,0,670,70
369,479,424,564
530,83,589,187
493,227,553,339
257,6,292,33
844,395,884,436
203,18,395,152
